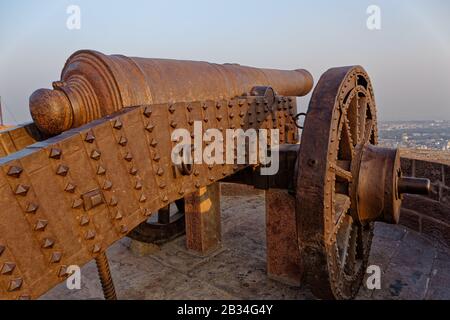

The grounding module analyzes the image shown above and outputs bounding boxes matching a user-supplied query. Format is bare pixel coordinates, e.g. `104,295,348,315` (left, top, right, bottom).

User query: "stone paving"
42,190,450,300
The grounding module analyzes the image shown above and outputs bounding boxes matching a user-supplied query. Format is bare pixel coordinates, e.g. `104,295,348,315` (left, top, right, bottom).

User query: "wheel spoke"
334,163,352,182
364,118,374,144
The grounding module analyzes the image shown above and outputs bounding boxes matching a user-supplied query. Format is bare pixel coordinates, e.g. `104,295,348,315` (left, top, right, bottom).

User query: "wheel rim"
296,66,378,299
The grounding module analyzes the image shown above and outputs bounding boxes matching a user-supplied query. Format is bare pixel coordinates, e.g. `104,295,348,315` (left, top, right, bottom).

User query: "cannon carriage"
0,51,429,300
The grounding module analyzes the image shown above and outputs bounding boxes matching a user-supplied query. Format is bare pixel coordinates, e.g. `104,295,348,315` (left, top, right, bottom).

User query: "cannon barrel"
29,50,313,135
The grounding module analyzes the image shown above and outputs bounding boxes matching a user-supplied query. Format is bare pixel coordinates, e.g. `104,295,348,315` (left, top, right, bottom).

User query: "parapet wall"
400,149,450,247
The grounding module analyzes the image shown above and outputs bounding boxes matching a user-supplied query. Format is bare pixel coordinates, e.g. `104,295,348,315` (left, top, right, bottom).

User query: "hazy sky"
0,0,449,124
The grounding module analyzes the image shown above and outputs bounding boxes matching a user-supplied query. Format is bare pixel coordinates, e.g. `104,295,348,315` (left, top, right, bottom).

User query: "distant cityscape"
378,120,450,151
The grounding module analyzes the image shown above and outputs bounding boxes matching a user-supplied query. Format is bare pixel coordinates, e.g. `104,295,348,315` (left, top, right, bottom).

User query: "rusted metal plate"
0,94,296,299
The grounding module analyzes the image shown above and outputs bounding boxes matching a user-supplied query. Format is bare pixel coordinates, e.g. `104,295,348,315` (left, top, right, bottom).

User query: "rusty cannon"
0,50,429,300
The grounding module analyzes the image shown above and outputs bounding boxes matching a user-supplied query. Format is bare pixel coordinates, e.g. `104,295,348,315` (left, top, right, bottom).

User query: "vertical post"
184,183,221,254
266,189,302,286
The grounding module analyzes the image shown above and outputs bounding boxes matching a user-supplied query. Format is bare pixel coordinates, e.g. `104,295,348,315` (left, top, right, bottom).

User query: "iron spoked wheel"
296,66,378,299
128,199,186,245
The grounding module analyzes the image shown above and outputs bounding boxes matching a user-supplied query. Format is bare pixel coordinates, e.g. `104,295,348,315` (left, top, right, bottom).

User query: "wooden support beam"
184,183,221,254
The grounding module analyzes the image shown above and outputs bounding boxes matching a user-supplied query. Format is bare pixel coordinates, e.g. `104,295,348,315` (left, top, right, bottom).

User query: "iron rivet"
35,219,48,231
42,238,55,249
85,131,95,143
96,165,106,175
124,153,133,162
26,202,39,213
145,123,155,132
7,166,23,178
49,148,62,159
1,262,15,275
113,119,123,130
143,106,153,117
65,183,76,193
8,278,22,292
118,136,128,146
103,180,113,190
50,252,62,263
56,165,69,176
15,184,30,196
85,230,96,240
90,150,101,160
80,215,90,226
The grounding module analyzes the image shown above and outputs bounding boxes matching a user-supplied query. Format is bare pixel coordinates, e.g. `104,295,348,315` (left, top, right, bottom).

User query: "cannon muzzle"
30,50,313,135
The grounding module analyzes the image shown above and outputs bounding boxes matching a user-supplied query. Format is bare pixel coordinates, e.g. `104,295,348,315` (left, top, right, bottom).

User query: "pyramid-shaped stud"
193,170,200,176
139,194,147,203
216,115,223,122
159,182,166,189
80,215,90,226
97,165,106,175
202,103,208,110
124,153,133,162
178,189,185,196
15,184,30,196
85,230,96,240
8,278,22,292
150,139,158,147
216,102,222,109
168,104,176,114
187,104,193,112
49,148,62,159
203,118,209,123
7,166,23,178
65,182,76,193
35,219,48,231
58,265,68,278
145,123,155,132
118,136,128,146
162,195,169,202
144,209,151,216
113,119,123,130
56,165,69,176
170,121,177,128
115,211,123,220
228,101,234,108
0,245,5,256
239,111,245,118
85,131,95,143
229,113,235,119
195,182,201,188
90,150,101,160
50,252,62,263
157,168,164,176
72,198,83,209
129,167,138,176
120,225,128,234
188,119,194,126
26,202,39,214
42,238,55,249
109,196,118,207
1,262,15,275
135,181,143,190
92,243,102,254
103,180,113,190
153,154,160,162
143,106,152,117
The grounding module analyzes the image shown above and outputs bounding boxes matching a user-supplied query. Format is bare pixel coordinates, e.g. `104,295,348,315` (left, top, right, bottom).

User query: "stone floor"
42,191,450,300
